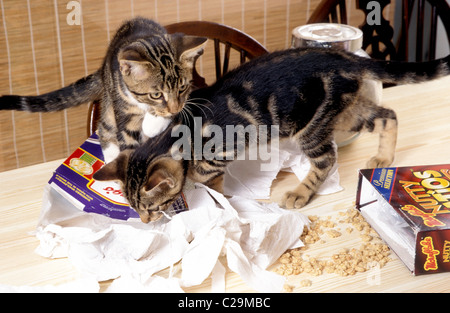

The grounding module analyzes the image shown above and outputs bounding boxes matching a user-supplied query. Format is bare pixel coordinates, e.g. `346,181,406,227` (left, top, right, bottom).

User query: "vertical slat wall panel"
0,0,371,171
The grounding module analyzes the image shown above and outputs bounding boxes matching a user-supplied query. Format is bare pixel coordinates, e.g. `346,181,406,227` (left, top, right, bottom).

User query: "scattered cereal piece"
300,279,312,287
283,284,294,292
361,234,373,242
326,229,342,238
354,264,366,272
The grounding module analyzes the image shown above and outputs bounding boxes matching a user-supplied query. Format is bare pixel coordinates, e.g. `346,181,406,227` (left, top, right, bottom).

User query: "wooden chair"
307,0,450,61
87,21,268,136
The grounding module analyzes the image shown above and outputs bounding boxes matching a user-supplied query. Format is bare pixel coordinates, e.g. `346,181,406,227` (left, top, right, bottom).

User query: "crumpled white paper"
32,142,342,292
223,138,342,199
35,183,310,293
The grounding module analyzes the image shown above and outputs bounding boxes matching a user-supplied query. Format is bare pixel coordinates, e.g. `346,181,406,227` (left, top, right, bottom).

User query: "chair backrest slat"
214,38,222,80
223,42,232,75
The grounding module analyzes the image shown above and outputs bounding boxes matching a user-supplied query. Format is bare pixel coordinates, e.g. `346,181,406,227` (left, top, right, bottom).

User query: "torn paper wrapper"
223,138,343,199
35,183,310,292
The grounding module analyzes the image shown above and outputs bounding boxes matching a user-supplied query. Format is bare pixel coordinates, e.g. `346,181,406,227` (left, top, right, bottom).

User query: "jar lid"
292,23,363,52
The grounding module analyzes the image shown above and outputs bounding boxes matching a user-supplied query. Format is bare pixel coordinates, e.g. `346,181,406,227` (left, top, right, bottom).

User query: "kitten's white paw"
102,143,120,163
142,112,171,138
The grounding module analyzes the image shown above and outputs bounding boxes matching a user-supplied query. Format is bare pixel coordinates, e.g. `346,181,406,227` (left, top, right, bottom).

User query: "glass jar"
291,23,383,147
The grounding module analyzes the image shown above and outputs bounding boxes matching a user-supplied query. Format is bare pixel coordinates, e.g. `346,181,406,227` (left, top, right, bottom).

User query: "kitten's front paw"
142,113,171,138
102,143,120,164
281,190,310,209
366,156,393,168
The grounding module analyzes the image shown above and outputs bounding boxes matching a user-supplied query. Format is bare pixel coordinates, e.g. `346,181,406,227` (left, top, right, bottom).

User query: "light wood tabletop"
1,76,450,292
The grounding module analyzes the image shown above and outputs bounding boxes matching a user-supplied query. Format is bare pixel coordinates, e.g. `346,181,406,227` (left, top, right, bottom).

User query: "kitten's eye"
178,79,188,92
149,92,162,100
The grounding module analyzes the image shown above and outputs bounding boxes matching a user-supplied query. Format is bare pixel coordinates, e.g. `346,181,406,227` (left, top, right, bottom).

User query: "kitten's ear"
145,169,176,192
118,46,152,80
172,34,208,63
93,151,131,183
144,158,183,193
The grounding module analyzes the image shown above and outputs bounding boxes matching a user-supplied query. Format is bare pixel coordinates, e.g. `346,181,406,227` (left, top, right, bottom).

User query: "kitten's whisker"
186,102,208,118
186,99,214,118
188,97,215,111
180,109,189,128
180,106,195,128
185,109,193,128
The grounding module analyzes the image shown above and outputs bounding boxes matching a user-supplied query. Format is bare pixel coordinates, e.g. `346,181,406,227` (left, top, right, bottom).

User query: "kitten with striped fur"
0,17,207,163
94,47,450,223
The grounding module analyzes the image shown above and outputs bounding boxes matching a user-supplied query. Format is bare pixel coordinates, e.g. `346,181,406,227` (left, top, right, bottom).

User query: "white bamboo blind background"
0,0,378,171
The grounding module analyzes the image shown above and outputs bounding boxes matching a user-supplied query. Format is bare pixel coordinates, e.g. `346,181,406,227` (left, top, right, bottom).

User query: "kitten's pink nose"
167,99,183,114
139,211,163,223
168,104,182,114
139,212,151,223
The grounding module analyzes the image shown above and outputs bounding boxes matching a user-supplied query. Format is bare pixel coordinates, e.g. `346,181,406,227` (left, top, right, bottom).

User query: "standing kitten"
0,17,207,163
94,48,450,223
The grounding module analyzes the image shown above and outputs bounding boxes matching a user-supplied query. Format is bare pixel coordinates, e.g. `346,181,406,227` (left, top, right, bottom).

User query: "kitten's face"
118,34,207,117
93,152,185,223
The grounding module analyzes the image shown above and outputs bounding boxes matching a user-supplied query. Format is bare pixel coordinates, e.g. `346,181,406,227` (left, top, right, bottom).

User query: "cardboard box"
356,164,450,275
48,134,188,221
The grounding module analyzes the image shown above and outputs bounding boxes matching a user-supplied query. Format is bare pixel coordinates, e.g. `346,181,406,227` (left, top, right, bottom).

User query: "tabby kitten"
0,17,207,163
94,47,450,223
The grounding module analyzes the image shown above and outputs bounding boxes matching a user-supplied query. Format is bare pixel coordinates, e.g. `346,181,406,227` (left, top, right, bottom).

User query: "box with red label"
48,134,188,220
356,164,450,275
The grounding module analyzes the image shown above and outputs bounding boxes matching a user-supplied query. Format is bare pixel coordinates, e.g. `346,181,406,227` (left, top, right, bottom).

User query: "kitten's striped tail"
369,54,450,85
0,71,102,112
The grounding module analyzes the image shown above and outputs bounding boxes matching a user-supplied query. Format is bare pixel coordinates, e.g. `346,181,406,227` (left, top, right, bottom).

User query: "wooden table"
1,76,450,292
